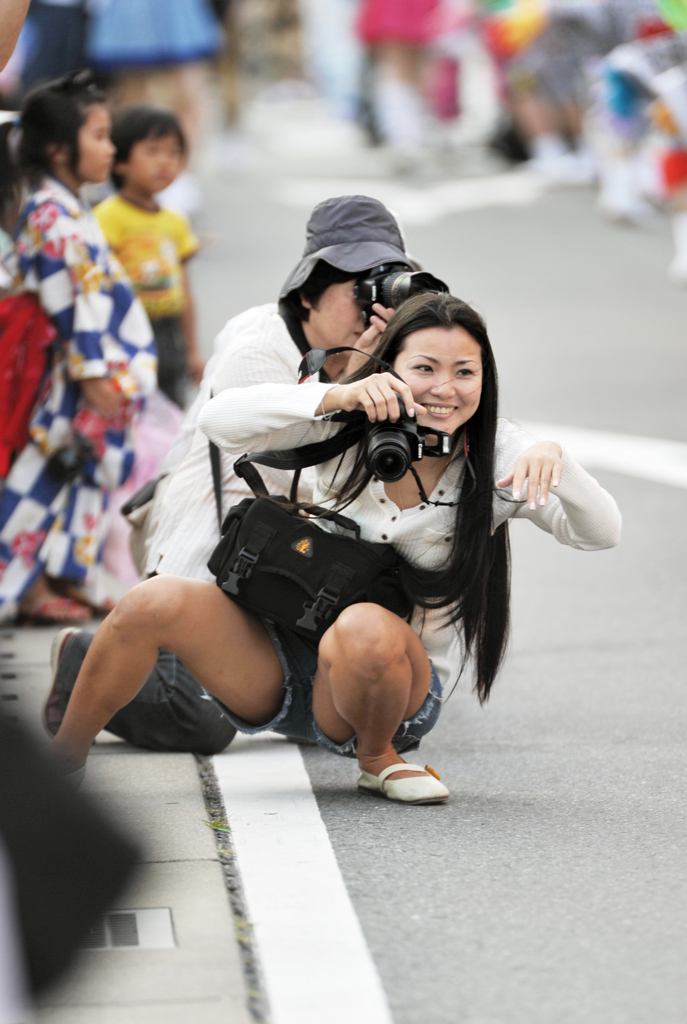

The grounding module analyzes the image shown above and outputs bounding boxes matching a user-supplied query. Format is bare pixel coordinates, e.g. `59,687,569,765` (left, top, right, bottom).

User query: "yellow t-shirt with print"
95,194,199,319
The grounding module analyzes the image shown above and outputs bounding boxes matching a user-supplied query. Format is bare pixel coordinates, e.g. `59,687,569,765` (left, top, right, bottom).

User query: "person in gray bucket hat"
44,193,434,760
279,194,420,299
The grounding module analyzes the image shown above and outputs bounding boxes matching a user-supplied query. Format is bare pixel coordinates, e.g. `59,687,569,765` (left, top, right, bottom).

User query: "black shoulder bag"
206,345,414,642
206,444,413,644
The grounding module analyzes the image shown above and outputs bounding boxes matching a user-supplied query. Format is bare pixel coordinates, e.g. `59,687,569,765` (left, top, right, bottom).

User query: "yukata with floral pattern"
0,176,157,620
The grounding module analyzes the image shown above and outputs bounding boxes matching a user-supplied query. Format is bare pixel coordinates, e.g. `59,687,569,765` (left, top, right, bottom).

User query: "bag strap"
206,345,395,530
209,440,224,531
234,421,364,477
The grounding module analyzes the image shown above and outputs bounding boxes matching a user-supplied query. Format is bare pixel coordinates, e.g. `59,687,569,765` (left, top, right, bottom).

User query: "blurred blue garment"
21,0,87,92
87,0,222,71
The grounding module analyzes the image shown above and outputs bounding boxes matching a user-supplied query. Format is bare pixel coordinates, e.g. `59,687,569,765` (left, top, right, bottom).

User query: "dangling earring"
463,426,469,458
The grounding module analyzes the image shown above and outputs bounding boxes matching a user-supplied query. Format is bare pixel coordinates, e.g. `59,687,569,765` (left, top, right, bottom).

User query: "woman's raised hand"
321,370,425,423
496,441,563,508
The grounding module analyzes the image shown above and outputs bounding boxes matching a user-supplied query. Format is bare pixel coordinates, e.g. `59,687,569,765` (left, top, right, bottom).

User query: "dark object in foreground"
0,712,138,994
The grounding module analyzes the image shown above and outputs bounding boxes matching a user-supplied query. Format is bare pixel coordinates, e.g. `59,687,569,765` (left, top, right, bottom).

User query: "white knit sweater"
145,308,314,580
199,381,622,691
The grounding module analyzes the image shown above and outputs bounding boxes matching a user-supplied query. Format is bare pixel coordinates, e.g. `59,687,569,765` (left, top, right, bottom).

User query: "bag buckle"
223,548,259,595
296,588,339,633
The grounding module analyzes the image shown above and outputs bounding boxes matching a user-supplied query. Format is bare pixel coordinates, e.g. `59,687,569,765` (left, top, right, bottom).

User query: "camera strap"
297,346,403,384
209,423,365,530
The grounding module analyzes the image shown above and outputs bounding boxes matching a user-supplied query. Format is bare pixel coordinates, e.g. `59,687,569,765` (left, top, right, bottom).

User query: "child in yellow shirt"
95,106,204,407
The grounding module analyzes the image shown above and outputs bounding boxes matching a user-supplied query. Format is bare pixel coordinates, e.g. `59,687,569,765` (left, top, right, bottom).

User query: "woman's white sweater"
199,381,621,691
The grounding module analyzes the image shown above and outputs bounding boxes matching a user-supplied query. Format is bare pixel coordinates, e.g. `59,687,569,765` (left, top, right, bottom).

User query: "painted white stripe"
522,422,687,490
273,169,546,226
213,735,394,1024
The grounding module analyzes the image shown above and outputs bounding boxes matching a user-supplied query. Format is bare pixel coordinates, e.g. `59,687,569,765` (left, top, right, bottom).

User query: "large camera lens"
382,270,449,308
366,427,413,482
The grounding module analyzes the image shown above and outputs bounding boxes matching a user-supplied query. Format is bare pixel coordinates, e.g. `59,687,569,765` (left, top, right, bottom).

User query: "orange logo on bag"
292,537,313,557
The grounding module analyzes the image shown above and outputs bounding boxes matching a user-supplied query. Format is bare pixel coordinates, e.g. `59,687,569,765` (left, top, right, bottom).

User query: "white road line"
212,424,685,1023
213,735,394,1024
273,169,546,225
522,422,687,489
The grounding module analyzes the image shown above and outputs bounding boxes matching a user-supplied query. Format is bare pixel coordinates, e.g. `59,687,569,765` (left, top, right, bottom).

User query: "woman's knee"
323,603,408,679
109,575,193,637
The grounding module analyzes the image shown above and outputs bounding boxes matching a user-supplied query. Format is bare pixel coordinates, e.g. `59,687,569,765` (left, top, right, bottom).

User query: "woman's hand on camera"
80,378,125,417
497,441,563,508
321,371,425,423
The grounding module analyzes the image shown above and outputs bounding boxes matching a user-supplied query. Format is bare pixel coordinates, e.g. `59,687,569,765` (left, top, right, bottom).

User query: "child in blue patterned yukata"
0,71,157,624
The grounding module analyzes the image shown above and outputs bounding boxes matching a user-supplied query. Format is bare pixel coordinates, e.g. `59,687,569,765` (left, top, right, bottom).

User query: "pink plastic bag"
103,389,185,586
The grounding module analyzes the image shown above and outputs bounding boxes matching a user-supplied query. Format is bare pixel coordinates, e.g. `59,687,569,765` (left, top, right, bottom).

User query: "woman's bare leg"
51,575,284,769
313,604,432,781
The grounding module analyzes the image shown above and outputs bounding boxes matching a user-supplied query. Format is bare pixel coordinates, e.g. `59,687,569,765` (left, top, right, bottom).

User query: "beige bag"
124,474,172,575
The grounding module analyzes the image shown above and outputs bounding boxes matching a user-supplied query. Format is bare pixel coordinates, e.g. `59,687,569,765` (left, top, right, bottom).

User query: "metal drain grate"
80,908,175,950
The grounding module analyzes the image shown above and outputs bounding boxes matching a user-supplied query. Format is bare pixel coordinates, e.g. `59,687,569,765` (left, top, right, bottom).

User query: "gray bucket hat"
279,194,420,299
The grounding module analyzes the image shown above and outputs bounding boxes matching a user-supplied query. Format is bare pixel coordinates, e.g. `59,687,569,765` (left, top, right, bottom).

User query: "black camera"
354,263,449,326
365,396,451,483
46,433,95,484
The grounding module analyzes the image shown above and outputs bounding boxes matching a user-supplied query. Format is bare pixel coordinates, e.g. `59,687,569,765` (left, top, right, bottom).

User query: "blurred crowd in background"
4,1,687,247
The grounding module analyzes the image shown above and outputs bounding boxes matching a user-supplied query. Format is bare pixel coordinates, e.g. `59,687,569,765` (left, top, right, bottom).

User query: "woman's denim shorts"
211,617,444,760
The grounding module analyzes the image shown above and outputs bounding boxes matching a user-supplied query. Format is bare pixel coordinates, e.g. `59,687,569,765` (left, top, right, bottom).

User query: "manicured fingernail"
529,501,536,510
408,409,415,417
553,480,560,487
513,490,521,500
539,496,546,505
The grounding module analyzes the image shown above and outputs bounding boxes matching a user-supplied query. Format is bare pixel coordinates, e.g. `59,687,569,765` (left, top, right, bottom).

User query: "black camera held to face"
354,263,449,326
365,394,451,482
46,432,96,484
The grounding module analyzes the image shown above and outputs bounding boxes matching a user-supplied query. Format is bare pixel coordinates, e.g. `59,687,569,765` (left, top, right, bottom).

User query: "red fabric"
0,294,55,478
635,18,672,41
661,149,687,191
427,55,460,121
356,0,441,46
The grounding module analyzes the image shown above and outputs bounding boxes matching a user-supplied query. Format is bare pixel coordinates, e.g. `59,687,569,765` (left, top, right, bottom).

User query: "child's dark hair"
110,105,186,189
0,70,106,230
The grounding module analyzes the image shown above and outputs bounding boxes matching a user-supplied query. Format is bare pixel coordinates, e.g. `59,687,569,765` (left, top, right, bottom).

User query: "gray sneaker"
42,627,83,737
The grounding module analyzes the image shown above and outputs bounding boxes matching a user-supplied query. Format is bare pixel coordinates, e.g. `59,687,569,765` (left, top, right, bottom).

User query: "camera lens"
366,428,413,482
382,272,411,308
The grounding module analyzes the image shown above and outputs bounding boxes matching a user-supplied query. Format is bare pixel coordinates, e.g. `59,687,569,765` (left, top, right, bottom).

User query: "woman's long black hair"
331,291,510,703
0,70,105,231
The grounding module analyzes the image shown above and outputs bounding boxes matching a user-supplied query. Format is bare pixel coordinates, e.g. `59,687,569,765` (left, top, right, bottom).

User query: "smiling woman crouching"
50,293,621,804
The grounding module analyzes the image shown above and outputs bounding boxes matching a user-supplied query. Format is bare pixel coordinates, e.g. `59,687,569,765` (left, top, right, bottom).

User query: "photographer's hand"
327,304,395,382
497,441,563,508
320,371,425,423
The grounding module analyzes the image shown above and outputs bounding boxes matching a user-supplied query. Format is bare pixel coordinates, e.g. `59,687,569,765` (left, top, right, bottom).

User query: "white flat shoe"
358,763,449,805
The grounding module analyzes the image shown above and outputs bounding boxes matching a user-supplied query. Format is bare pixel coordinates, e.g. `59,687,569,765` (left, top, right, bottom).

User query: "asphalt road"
190,153,687,1024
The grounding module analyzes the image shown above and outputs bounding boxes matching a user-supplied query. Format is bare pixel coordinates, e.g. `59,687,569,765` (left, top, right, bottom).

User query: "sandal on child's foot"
358,763,449,805
19,596,92,625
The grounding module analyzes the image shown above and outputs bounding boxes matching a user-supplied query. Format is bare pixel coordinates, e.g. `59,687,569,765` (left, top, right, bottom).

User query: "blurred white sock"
598,158,654,224
530,132,569,162
373,74,425,154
